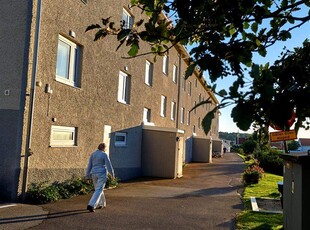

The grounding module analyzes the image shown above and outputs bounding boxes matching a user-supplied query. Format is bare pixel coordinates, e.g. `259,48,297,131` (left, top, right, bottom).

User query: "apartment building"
0,0,221,200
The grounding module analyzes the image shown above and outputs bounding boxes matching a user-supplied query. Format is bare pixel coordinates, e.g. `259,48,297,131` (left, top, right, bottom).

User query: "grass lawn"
236,173,284,230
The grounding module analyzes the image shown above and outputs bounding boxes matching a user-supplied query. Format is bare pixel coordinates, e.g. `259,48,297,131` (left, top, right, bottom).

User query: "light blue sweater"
86,150,115,178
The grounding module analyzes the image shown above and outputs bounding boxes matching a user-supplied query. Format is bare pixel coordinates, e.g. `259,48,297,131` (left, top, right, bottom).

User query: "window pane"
145,61,153,86
52,131,73,140
56,40,70,79
118,71,130,104
116,135,125,142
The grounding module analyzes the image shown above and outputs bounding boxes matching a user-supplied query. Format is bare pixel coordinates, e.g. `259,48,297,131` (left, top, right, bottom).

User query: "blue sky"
214,13,310,138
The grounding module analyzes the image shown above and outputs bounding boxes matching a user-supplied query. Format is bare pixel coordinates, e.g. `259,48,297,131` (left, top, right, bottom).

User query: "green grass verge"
236,173,284,230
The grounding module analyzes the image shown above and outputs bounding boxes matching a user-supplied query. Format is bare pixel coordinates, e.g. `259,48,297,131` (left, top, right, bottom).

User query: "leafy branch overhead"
87,0,310,135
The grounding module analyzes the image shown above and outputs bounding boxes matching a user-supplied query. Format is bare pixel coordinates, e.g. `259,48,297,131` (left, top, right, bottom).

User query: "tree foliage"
86,0,310,135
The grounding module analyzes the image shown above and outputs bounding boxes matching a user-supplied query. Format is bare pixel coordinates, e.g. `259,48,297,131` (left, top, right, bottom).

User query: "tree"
86,0,310,135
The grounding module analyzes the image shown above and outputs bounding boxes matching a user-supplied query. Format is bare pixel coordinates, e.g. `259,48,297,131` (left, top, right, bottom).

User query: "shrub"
243,165,265,185
106,174,120,188
25,176,119,204
26,177,94,204
26,181,61,204
254,149,283,176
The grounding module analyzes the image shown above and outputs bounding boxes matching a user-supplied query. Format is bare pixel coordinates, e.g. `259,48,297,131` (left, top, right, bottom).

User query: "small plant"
243,165,265,185
106,174,120,188
26,181,61,204
25,177,94,204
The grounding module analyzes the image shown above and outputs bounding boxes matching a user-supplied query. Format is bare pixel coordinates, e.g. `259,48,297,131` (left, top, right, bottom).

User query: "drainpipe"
21,0,42,200
176,53,182,129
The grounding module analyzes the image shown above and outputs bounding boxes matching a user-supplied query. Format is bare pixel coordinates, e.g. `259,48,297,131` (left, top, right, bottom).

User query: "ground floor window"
115,132,127,147
50,125,77,147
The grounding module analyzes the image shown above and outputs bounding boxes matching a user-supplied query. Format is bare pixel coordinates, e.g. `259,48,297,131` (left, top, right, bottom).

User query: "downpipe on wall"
21,0,42,201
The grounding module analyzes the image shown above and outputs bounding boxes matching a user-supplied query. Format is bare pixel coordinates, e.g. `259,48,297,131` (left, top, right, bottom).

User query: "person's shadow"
0,209,87,225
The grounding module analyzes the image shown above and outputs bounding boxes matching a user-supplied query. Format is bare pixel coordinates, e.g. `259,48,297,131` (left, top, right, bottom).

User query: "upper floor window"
182,75,186,91
50,125,77,147
198,117,201,129
187,110,190,125
180,107,185,124
143,107,151,122
162,54,169,75
122,8,134,29
145,60,153,86
117,71,131,104
188,81,192,95
172,65,178,83
56,35,81,87
160,95,167,117
171,101,176,120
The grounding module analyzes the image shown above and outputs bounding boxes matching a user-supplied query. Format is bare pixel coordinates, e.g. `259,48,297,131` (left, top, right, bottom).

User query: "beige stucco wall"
1,0,221,199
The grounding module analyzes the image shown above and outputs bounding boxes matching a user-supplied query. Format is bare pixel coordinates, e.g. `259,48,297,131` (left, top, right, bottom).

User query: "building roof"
299,138,310,146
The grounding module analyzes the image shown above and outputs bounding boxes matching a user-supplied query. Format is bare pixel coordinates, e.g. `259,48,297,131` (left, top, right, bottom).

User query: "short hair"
97,143,106,150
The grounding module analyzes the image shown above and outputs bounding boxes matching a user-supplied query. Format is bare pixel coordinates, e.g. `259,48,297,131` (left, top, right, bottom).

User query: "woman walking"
85,143,115,212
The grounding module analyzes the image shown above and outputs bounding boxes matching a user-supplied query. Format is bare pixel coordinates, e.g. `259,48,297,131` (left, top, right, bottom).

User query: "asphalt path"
0,152,245,230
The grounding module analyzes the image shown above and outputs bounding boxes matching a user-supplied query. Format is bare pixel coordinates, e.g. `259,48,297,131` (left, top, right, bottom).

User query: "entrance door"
176,136,184,178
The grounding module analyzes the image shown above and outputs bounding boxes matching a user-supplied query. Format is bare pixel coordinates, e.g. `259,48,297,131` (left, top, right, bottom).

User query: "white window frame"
162,54,169,75
187,111,190,125
182,75,186,91
117,71,130,104
122,8,134,29
145,60,153,86
143,107,151,122
171,101,176,120
180,107,185,124
115,132,127,147
160,95,167,117
188,81,192,95
50,125,77,147
172,64,178,83
56,35,80,87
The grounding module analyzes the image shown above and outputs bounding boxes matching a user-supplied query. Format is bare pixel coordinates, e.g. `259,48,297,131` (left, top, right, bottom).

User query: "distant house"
298,138,310,152
270,142,284,150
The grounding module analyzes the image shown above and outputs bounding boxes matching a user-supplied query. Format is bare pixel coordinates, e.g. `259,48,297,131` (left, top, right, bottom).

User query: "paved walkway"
0,152,244,230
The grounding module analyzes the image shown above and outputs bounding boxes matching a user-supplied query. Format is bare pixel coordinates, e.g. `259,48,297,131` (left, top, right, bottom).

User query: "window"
160,95,167,117
182,75,186,91
115,132,127,147
145,60,153,86
162,55,169,75
194,101,197,114
198,117,201,129
171,101,176,120
172,65,178,83
50,126,77,146
180,107,185,124
143,107,151,122
195,79,198,87
56,35,81,87
187,111,190,125
122,8,134,29
117,71,130,104
188,82,192,95
193,125,196,134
